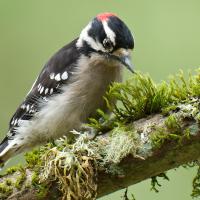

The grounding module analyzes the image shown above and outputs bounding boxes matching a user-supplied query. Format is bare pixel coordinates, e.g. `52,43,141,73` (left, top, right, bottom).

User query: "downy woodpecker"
0,13,134,165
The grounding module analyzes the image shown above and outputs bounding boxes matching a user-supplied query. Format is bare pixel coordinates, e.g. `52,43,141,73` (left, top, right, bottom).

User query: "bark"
0,109,199,200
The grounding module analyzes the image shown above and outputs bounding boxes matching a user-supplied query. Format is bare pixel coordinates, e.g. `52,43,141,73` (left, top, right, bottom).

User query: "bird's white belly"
16,89,83,147
15,61,122,149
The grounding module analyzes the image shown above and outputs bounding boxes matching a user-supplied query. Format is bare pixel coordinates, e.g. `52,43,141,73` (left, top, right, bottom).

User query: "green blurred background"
0,0,199,199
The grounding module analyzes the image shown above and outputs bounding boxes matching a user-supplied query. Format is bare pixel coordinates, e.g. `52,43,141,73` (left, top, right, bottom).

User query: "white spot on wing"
61,71,68,80
21,104,26,109
50,88,54,94
11,119,15,125
40,87,44,94
50,73,55,80
26,105,30,111
55,73,61,81
38,84,42,92
14,119,18,125
45,88,49,95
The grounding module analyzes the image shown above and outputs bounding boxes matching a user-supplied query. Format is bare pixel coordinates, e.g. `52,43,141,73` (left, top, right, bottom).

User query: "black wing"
9,38,80,132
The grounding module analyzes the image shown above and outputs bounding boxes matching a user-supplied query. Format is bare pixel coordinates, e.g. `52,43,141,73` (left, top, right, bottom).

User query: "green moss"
161,104,178,116
30,171,49,199
5,179,12,186
25,146,50,198
88,109,115,133
0,178,14,199
164,115,182,134
196,113,200,124
105,73,173,123
14,166,26,190
28,153,50,199
5,165,22,175
89,70,200,133
3,165,27,192
0,181,13,199
151,115,191,149
31,171,40,186
103,70,199,124
36,184,49,199
24,183,31,189
25,149,42,168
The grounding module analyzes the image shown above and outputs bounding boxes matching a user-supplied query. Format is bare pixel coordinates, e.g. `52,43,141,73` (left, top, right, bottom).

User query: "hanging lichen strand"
0,69,199,200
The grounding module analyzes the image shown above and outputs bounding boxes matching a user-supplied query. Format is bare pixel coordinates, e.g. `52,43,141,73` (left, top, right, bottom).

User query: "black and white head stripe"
76,21,106,52
76,13,134,51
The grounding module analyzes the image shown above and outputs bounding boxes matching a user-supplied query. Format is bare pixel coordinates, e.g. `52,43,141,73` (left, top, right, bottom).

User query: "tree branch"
0,107,199,200
0,71,199,199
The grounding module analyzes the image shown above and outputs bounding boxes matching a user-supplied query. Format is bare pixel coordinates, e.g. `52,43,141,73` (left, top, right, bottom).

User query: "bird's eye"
103,38,114,52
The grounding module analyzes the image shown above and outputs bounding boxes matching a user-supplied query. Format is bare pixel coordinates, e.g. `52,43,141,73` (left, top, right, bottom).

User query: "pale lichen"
102,126,141,164
40,134,98,200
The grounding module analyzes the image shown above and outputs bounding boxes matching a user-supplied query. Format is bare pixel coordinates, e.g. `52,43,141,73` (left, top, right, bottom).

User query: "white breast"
15,55,122,148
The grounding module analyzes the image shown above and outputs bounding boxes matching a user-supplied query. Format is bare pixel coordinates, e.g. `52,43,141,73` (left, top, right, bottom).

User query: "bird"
0,12,134,165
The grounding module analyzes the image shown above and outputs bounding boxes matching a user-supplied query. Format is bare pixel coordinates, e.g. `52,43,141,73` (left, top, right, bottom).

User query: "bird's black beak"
118,55,135,73
98,50,135,73
109,54,135,73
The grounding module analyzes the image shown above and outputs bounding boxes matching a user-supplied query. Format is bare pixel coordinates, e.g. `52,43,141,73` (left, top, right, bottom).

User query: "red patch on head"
97,12,117,21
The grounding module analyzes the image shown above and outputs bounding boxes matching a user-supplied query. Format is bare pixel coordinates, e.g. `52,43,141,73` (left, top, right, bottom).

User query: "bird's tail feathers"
0,136,15,168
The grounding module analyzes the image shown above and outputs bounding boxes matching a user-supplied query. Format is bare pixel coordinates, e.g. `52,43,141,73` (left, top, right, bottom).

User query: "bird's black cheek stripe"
78,41,96,57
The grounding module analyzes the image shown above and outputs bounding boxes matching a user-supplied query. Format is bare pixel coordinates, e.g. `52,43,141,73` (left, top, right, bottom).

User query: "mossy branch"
0,69,199,200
